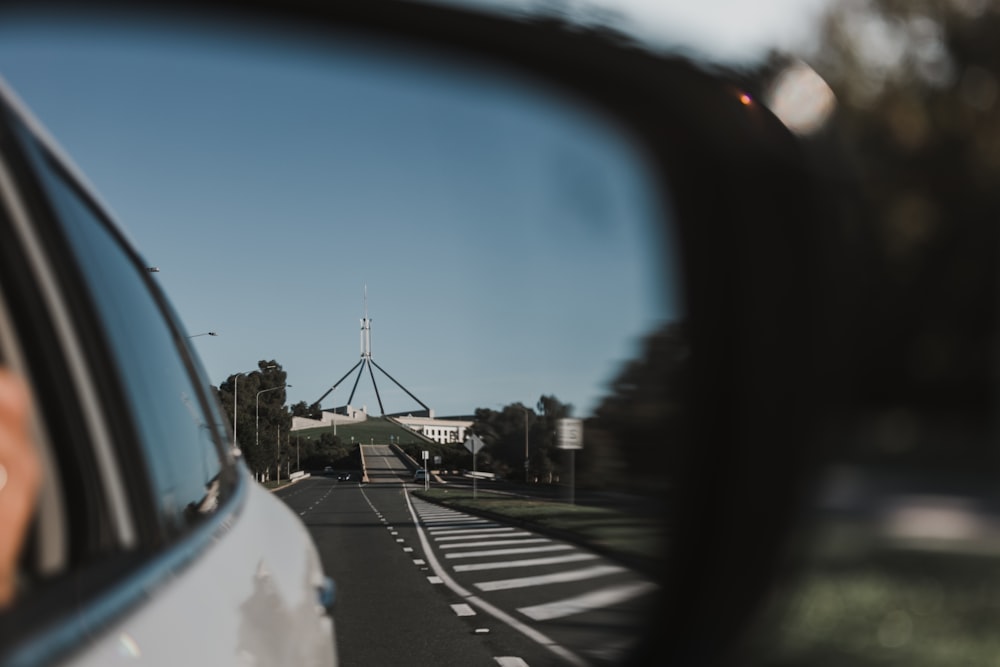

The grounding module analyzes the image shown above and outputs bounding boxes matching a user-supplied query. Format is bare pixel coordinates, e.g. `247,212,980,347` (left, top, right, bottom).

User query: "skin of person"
0,369,40,608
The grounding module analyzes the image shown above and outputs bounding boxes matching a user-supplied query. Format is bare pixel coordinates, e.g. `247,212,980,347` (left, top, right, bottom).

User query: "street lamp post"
331,389,336,437
233,365,276,452
256,383,291,482
523,407,530,484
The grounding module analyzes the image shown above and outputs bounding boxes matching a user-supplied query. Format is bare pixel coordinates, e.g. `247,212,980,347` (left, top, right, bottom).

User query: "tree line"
467,321,687,493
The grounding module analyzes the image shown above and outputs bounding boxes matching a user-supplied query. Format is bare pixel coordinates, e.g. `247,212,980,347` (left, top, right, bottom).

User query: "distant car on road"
337,472,351,481
323,466,333,474
413,469,428,483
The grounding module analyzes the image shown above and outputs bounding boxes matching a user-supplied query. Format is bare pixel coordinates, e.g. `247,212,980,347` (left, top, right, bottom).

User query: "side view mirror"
0,3,822,666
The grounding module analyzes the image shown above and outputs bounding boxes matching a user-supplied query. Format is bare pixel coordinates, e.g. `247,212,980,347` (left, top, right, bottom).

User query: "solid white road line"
474,565,627,592
453,553,599,573
494,658,529,667
518,581,659,622
445,545,573,559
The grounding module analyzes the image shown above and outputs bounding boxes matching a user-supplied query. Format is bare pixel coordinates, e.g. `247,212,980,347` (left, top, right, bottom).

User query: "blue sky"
0,14,681,417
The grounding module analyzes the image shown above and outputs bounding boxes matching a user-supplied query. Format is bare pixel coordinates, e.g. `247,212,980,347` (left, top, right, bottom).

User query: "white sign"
557,418,583,450
464,434,485,455
422,450,429,460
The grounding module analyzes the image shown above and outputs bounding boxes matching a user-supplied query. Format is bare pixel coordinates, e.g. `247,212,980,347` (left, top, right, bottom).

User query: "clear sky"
0,10,696,418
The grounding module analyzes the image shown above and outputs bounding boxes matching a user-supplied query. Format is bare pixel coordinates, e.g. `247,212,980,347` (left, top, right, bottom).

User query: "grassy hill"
293,416,428,446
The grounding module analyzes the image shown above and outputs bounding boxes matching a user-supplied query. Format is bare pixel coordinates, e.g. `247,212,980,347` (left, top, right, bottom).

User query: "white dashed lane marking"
296,486,334,517
450,603,476,617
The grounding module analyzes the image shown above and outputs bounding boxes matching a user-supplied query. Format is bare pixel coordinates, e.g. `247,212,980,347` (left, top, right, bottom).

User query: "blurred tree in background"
216,360,290,480
584,321,689,493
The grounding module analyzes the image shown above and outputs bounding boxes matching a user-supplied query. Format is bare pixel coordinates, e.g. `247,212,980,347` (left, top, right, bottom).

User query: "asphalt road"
275,446,658,666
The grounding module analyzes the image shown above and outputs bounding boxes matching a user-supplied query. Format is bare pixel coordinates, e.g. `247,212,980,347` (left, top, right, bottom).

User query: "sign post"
464,434,485,499
557,418,583,505
422,450,429,491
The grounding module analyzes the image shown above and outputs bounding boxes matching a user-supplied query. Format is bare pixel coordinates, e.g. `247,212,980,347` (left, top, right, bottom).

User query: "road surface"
274,445,658,666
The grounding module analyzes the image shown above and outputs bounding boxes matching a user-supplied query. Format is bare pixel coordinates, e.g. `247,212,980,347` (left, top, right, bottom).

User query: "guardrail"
358,444,370,483
389,442,421,471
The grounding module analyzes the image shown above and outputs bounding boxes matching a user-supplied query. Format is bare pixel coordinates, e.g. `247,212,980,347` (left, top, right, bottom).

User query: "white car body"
69,480,335,666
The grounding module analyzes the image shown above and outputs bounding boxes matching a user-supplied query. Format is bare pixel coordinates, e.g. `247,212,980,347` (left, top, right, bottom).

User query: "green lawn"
294,416,428,445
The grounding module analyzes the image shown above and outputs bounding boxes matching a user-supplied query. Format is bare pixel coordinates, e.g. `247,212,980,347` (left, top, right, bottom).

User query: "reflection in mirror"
0,12,682,664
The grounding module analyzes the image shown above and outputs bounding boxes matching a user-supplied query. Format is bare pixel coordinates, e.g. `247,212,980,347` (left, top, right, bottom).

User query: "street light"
523,408,531,483
257,383,291,482
188,331,218,339
232,365,276,452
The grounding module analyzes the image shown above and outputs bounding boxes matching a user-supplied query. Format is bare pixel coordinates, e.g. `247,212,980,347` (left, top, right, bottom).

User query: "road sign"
422,450,429,460
464,434,485,454
557,418,583,450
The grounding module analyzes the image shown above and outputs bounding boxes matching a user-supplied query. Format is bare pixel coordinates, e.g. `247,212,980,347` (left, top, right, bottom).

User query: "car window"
16,132,236,541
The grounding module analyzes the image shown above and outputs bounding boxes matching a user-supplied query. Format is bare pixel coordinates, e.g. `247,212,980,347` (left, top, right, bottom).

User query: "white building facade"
392,415,473,445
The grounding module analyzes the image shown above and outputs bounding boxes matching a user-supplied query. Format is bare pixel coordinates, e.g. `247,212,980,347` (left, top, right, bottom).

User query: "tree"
290,400,323,420
471,396,573,482
217,360,291,480
585,321,689,492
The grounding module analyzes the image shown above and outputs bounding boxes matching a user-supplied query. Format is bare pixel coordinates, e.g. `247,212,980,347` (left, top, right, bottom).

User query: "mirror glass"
0,10,682,664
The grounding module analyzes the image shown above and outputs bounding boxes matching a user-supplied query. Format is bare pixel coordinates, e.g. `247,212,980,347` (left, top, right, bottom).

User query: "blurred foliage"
772,0,1000,426
471,395,573,482
466,321,688,493
585,321,689,494
741,1,1000,664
